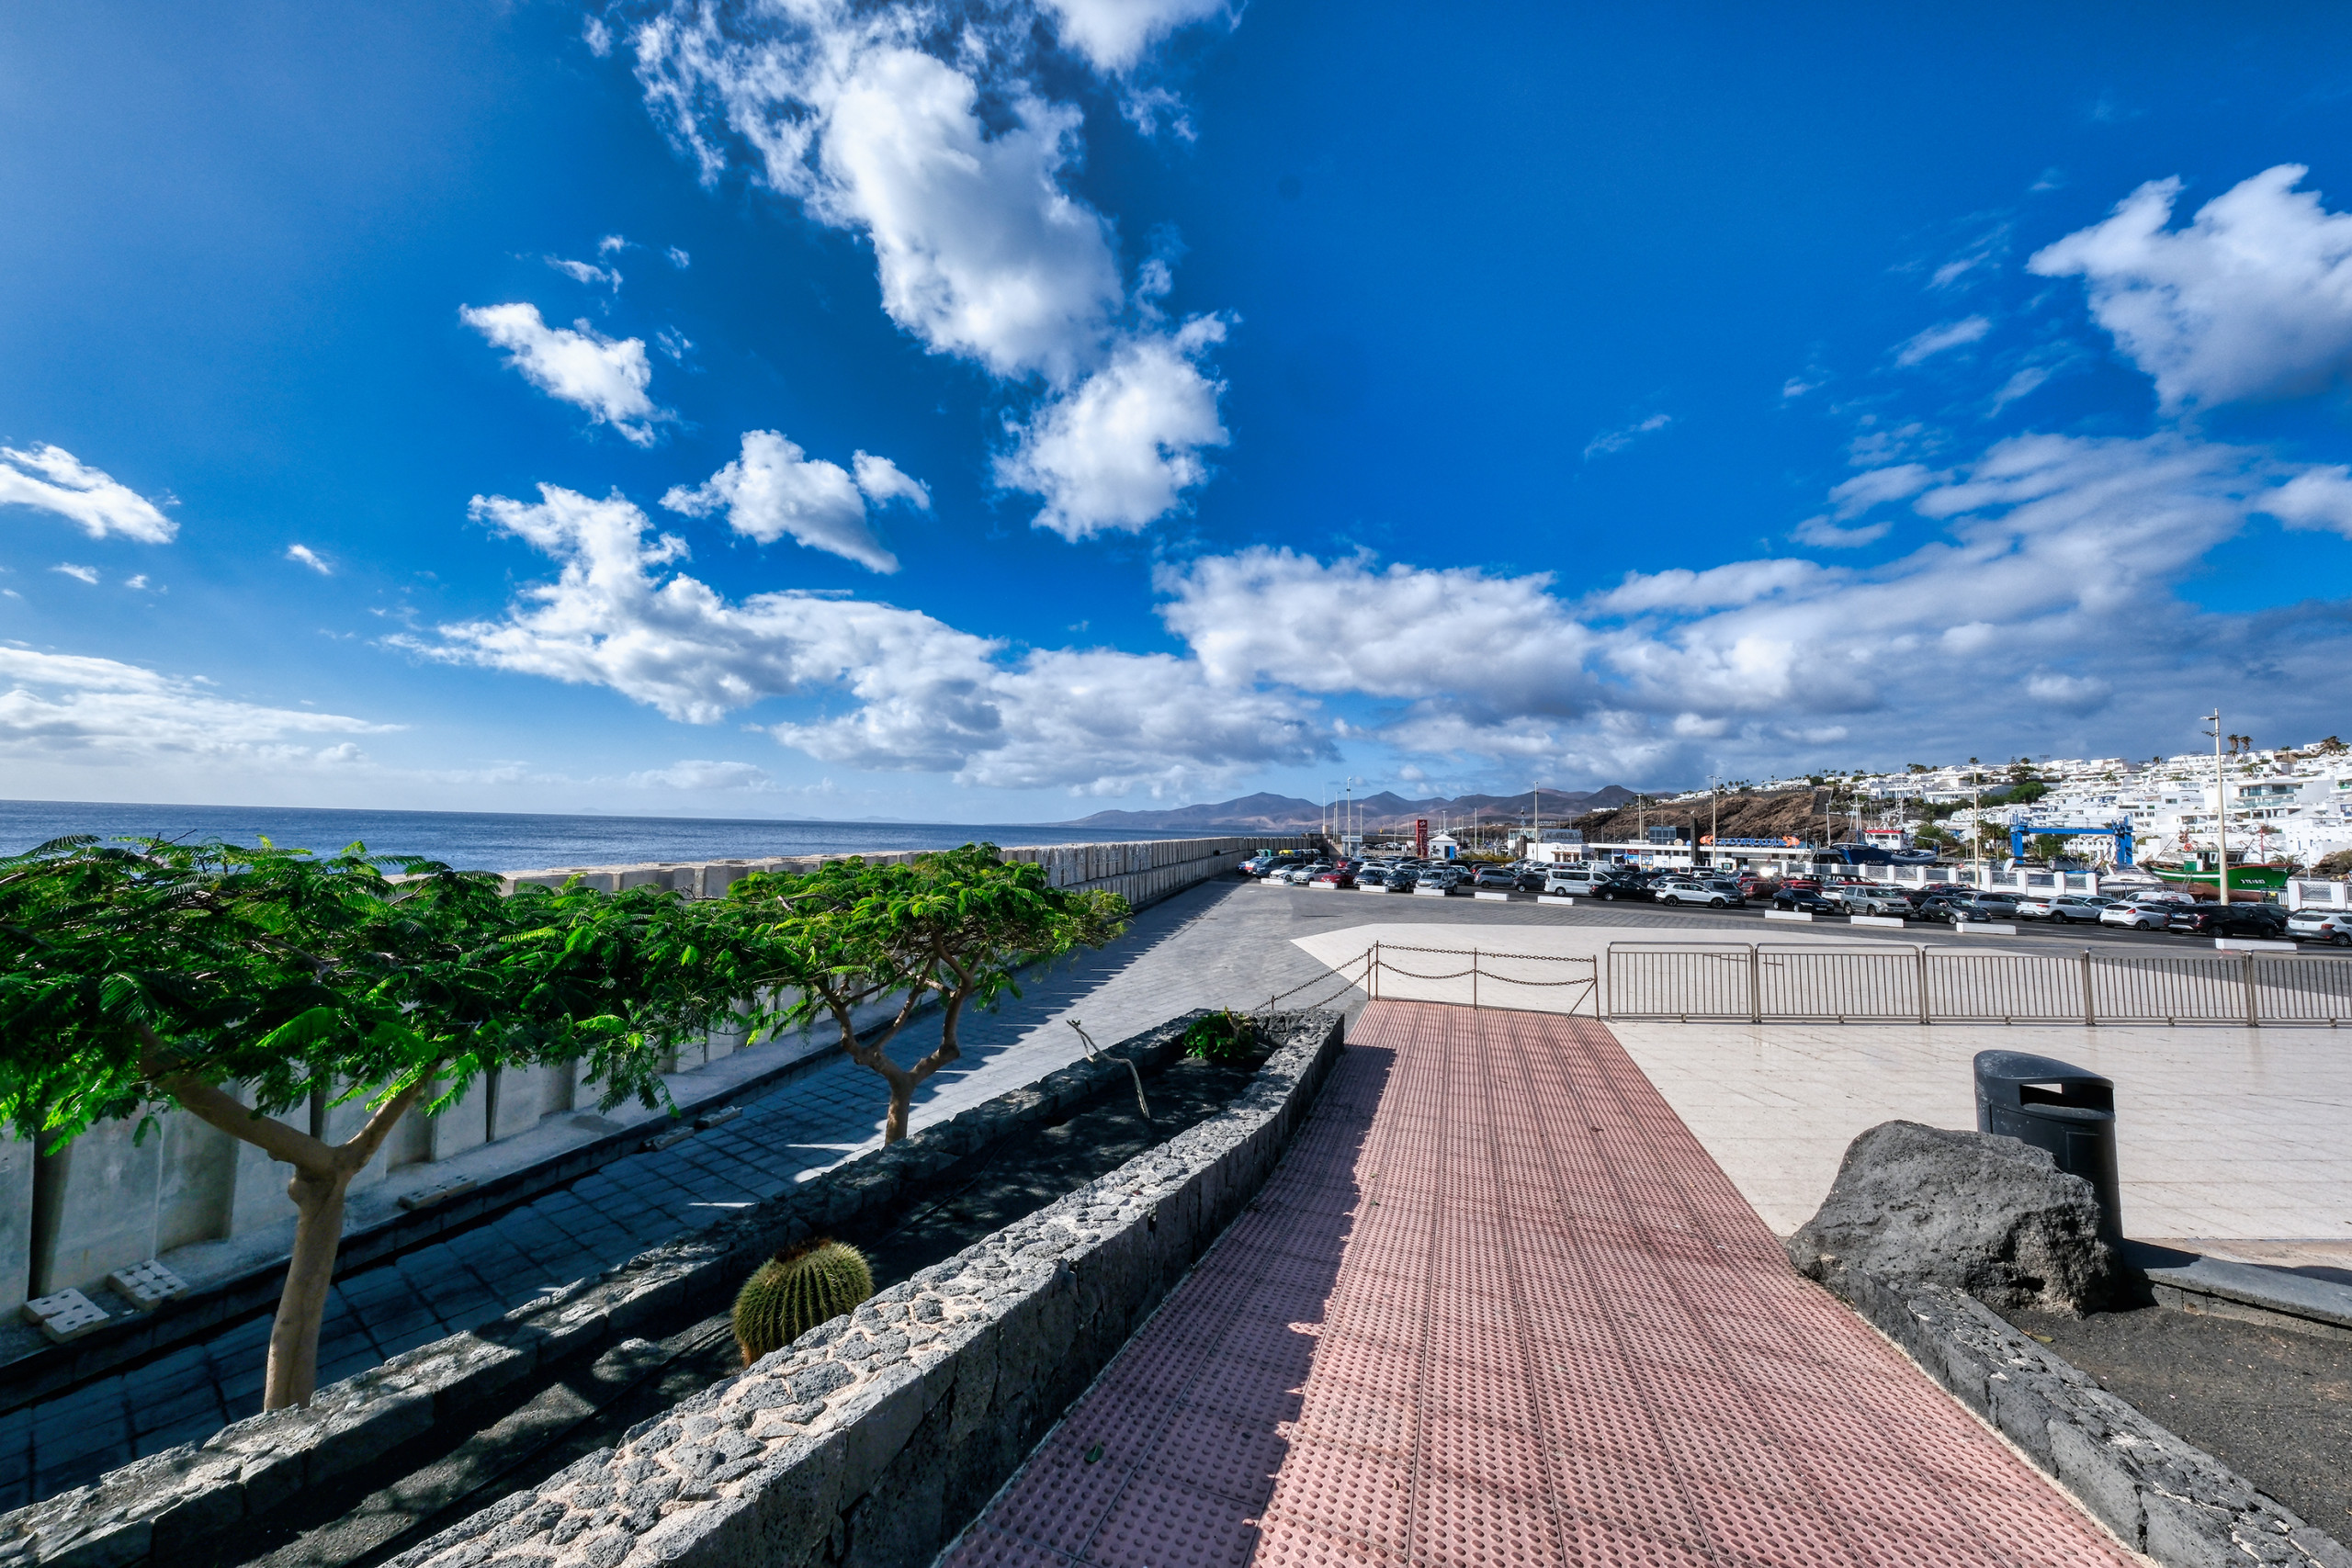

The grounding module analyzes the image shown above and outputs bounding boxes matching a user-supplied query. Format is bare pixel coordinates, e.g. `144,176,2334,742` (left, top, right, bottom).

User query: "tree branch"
334,1067,439,1175
154,1067,335,1173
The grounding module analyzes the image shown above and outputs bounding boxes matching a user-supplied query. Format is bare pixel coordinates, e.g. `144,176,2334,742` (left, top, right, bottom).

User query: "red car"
1309,863,1359,888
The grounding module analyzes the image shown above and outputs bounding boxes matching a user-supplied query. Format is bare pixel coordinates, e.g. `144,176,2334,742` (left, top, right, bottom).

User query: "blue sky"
7,1,2352,820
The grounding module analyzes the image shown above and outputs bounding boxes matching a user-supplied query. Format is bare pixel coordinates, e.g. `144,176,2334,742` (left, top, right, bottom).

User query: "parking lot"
1238,857,2352,957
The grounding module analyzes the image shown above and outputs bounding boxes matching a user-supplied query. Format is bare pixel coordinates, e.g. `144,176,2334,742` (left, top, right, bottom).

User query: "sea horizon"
0,796,1259,874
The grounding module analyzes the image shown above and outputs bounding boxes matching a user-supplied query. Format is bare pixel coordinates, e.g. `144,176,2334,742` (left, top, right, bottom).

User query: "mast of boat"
2205,709,2229,906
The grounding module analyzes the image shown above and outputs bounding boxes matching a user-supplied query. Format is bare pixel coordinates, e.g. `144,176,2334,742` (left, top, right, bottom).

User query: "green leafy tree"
2029,834,2070,863
0,838,723,1409
718,846,1127,1144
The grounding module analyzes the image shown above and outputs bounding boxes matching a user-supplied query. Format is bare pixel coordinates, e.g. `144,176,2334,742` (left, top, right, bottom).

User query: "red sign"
1415,818,1430,857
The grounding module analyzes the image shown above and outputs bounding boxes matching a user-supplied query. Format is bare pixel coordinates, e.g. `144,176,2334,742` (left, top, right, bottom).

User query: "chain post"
2245,952,2260,1029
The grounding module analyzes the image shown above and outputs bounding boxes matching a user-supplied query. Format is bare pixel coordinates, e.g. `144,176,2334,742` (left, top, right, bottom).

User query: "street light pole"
2205,710,2230,906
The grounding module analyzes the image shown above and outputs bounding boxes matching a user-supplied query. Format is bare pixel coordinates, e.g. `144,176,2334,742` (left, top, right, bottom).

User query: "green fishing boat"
2143,855,2292,893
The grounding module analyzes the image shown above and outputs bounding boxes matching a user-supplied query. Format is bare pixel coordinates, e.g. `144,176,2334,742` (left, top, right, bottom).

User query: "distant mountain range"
1055,785,1636,833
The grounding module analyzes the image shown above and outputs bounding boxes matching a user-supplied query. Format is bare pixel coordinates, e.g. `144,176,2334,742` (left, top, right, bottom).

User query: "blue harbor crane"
2007,819,2135,867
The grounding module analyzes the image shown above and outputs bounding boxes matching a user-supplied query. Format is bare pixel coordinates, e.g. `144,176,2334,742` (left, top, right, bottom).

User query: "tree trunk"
266,1163,352,1410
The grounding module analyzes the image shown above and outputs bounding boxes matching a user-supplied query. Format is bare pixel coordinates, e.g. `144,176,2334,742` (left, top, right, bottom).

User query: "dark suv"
2166,902,2289,938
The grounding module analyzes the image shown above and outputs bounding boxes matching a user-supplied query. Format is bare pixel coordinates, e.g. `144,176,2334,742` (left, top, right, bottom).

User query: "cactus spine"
732,1239,875,1366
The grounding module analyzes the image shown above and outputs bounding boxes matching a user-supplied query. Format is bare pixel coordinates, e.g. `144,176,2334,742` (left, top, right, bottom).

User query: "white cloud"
666,246,690,269
851,451,930,511
1791,516,1890,548
122,574,150,591
1036,0,1226,73
547,256,622,291
0,645,393,766
459,302,669,445
0,445,175,542
1988,365,2052,413
1148,432,2352,776
2030,164,2352,410
628,759,775,790
997,318,1229,539
51,564,98,584
1894,315,1990,366
420,486,1323,793
630,1,1230,536
2261,464,2352,536
598,234,628,256
2023,672,2112,712
1581,412,1671,461
1826,462,1936,518
660,431,922,572
286,544,333,575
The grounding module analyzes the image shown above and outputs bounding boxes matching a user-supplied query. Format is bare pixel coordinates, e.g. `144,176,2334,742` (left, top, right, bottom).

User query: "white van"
1542,863,1617,896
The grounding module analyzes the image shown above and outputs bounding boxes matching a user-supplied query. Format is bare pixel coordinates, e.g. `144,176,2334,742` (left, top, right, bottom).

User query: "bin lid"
1973,1050,2113,1113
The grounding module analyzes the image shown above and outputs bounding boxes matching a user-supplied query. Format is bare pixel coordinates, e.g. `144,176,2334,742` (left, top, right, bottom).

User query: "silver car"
2016,894,2109,923
2098,898,2178,931
2287,908,2352,947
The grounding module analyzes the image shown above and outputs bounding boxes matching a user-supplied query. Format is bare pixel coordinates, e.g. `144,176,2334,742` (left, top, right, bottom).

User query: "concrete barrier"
1765,908,1814,922
1948,921,2019,935
1536,895,1576,906
375,1011,1347,1568
1849,914,1906,929
1413,886,1451,898
1473,890,1510,902
2215,938,2296,953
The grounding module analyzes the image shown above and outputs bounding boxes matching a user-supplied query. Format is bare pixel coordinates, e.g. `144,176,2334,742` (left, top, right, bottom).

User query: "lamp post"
2205,710,2230,906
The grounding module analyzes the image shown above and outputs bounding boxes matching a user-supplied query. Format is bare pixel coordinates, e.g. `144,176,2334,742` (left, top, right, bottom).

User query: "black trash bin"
1973,1050,2122,1241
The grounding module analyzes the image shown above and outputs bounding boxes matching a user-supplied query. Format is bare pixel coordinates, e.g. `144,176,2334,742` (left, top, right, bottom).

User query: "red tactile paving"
940,1001,2138,1568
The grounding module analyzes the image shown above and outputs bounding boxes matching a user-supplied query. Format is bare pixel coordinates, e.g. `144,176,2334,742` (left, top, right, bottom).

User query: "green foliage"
714,843,1129,1050
1178,1009,1261,1066
732,1238,874,1364
2029,834,2070,863
0,836,728,1153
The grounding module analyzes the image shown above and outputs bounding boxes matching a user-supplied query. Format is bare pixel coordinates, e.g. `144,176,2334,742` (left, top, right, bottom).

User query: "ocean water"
0,799,1238,874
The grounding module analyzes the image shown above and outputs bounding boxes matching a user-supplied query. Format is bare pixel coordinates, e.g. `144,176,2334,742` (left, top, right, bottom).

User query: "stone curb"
2129,1247,2352,1339
1815,1261,2352,1568
376,1009,1344,1568
0,1009,1319,1568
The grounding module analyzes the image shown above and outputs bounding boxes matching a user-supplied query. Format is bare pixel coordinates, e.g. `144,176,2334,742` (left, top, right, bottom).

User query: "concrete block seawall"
0,835,1301,1322
497,833,1308,912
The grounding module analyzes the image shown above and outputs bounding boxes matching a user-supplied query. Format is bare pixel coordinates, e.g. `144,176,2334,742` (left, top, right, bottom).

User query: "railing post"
2245,953,2260,1029
1748,944,1761,1024
1917,944,1929,1025
1472,947,1479,1010
2081,949,2096,1027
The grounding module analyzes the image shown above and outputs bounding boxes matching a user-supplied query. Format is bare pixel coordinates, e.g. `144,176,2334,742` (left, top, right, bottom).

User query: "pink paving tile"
939,1004,2142,1568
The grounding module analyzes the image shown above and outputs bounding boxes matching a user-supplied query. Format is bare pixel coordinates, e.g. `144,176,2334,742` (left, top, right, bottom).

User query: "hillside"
1056,784,1636,832
1566,787,1830,844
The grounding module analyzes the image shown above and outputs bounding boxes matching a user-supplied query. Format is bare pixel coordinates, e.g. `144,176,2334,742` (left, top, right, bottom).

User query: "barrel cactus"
732,1239,875,1366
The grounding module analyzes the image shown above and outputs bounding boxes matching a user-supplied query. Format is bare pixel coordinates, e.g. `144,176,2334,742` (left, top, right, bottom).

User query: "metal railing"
1603,942,2352,1026
1252,942,1601,1019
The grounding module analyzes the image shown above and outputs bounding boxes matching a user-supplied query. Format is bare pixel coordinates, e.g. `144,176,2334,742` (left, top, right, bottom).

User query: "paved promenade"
945,1001,2138,1568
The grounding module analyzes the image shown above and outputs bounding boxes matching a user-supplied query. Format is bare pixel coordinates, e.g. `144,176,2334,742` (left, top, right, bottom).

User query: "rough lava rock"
1786,1121,2121,1313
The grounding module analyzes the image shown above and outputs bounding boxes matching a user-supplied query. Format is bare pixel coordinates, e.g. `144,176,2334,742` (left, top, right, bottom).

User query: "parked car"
1942,896,2020,925
1826,886,1908,916
1587,874,1655,903
2015,893,2110,923
1471,865,1523,891
1539,863,1617,897
2166,902,2289,939
1417,866,1465,892
1279,862,1329,885
1653,878,1736,908
2098,897,2180,931
1309,863,1359,888
1771,887,1839,914
2287,908,2352,946
1734,875,1774,899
